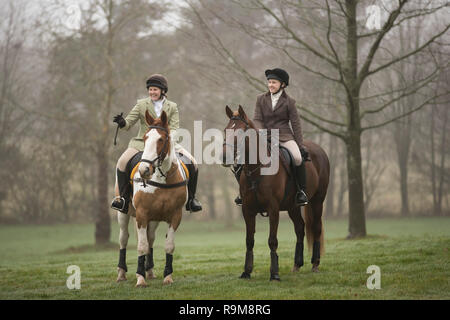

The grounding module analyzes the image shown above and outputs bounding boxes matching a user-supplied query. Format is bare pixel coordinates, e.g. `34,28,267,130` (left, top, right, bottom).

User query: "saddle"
126,151,190,185
279,145,294,176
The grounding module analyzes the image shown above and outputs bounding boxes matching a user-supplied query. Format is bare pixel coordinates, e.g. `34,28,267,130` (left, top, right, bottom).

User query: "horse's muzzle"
139,164,154,180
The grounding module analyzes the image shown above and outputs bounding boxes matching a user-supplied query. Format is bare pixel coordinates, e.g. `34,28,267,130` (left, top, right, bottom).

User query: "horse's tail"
304,204,325,257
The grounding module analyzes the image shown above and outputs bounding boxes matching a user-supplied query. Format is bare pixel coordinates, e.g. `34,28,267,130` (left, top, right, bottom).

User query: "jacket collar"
265,90,287,112
146,97,169,117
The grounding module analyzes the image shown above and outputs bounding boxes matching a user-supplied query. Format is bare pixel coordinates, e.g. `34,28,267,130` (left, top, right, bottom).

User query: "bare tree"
41,0,162,242
184,0,450,237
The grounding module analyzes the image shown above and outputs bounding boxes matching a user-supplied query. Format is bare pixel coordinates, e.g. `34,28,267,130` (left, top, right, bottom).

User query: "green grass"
0,216,448,299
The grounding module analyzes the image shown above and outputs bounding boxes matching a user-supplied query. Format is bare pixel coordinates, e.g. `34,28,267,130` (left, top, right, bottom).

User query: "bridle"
222,115,250,154
223,115,264,173
140,125,169,171
135,124,187,189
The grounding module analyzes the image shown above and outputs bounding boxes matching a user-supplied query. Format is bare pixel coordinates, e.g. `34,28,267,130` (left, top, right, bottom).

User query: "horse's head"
222,105,251,167
139,110,171,179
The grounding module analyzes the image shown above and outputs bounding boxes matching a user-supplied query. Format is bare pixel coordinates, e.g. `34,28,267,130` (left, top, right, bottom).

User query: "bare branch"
362,91,450,132
366,23,450,77
358,0,408,84
253,0,338,69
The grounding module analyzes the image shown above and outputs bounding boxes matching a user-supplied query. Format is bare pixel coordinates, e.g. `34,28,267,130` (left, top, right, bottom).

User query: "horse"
115,110,188,287
222,105,330,280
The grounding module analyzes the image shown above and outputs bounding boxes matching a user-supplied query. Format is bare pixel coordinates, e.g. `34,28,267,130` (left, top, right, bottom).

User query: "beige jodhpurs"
280,140,302,166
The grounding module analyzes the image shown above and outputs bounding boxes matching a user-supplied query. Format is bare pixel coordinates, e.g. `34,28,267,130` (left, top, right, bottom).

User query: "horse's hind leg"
117,212,130,282
268,207,281,281
145,221,159,280
163,210,182,285
288,207,305,272
240,208,256,279
310,201,324,273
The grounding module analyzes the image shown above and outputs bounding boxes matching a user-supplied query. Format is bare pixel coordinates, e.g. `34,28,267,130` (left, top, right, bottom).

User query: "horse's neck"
243,130,263,166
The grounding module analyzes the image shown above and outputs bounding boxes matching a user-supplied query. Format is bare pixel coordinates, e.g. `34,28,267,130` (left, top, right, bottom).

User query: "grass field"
0,216,448,300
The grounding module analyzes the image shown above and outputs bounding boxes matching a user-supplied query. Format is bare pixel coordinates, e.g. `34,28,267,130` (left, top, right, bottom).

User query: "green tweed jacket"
121,97,180,151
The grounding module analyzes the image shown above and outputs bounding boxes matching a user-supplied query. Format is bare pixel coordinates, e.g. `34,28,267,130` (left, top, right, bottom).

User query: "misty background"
0,0,448,243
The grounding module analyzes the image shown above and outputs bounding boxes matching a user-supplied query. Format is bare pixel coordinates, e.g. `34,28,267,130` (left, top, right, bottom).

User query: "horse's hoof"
240,272,251,279
146,269,157,280
270,274,281,281
136,274,148,287
292,265,301,273
116,268,127,282
312,266,320,273
163,274,173,285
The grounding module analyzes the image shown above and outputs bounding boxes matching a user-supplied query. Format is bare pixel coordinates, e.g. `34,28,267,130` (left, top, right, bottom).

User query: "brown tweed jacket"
253,91,304,148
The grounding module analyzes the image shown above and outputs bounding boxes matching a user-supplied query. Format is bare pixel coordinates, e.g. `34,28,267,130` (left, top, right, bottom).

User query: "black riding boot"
186,167,202,212
111,169,131,214
294,162,308,206
233,165,243,206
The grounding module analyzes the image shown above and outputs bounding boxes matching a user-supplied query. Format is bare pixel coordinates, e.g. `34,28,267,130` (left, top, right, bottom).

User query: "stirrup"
296,191,308,206
111,196,126,211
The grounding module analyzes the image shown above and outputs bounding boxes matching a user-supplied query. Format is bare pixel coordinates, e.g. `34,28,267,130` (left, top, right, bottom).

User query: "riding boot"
294,162,308,206
233,164,243,206
185,167,202,212
111,169,131,214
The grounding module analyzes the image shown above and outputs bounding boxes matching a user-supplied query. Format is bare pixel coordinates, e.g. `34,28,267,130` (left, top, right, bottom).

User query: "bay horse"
222,106,329,280
116,110,188,287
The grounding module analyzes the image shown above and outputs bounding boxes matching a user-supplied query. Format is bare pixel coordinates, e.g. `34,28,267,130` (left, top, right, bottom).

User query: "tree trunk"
345,131,366,238
95,148,110,244
399,161,410,216
344,0,366,238
325,134,337,217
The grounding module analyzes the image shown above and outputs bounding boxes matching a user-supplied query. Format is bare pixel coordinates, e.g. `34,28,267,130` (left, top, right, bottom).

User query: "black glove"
113,113,126,128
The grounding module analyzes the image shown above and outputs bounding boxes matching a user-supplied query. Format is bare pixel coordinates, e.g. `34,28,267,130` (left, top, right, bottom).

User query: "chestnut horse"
222,106,329,280
116,110,188,287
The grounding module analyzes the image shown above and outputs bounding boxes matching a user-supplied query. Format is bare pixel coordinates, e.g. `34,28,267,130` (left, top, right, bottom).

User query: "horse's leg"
117,212,130,282
135,211,150,287
240,207,256,279
310,201,323,273
163,209,182,285
145,221,159,280
268,206,281,281
288,206,305,272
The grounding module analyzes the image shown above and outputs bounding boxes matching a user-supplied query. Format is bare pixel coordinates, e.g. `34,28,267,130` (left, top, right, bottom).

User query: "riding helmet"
146,74,168,93
265,68,289,87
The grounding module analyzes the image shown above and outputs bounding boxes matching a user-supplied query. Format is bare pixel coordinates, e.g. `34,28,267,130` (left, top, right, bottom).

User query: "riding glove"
113,114,126,128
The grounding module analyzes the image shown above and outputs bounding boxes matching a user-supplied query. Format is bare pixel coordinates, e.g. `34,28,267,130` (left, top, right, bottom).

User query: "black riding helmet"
265,68,289,87
146,74,168,94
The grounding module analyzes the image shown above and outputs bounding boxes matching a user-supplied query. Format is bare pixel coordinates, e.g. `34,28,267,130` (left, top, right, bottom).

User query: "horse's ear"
225,105,233,119
145,110,154,126
160,110,168,126
238,105,247,120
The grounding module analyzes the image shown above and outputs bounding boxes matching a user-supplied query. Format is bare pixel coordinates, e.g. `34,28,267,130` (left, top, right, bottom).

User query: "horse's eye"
158,138,163,142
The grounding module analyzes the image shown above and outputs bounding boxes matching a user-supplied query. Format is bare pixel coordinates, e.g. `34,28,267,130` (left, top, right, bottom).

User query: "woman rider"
111,74,202,213
235,68,308,206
